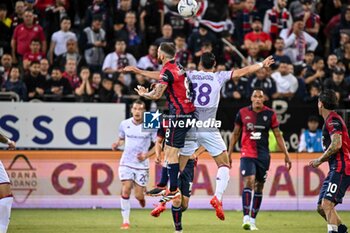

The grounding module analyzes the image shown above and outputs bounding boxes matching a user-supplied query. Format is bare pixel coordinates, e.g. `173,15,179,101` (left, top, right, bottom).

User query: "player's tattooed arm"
134,83,167,100
310,133,342,168
123,66,161,81
231,56,274,79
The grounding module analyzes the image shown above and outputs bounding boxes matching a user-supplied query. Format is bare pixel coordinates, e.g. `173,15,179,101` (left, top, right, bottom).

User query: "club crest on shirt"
263,116,268,121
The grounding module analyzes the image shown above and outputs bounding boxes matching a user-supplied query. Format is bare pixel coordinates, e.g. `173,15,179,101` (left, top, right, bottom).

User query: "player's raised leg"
120,180,133,230
210,151,230,221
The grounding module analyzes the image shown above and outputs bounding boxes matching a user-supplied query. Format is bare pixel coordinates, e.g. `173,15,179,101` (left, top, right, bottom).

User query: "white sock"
0,196,13,233
215,166,230,201
243,215,250,223
328,224,338,232
120,197,130,224
250,217,256,225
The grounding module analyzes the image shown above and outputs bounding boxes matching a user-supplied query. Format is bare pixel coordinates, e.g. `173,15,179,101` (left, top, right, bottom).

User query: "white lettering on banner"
272,100,291,124
0,103,125,149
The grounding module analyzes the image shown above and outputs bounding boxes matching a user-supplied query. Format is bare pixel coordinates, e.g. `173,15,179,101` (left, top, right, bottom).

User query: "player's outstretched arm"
228,125,242,167
310,133,342,168
231,56,274,79
134,83,167,100
123,66,161,81
272,128,292,170
111,139,125,151
0,132,16,150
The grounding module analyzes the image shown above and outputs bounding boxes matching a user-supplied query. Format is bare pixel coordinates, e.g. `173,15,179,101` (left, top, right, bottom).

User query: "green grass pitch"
8,209,350,233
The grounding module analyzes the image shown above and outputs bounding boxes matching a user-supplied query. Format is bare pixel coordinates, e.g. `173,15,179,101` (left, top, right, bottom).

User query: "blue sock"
168,163,179,192
251,192,263,219
242,188,252,216
338,224,347,233
172,205,182,231
157,166,168,187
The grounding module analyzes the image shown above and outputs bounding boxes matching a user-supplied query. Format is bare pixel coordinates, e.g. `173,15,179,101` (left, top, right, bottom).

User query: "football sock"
168,163,180,192
215,166,230,201
242,188,252,216
0,196,13,233
172,205,182,231
328,224,338,233
157,166,168,187
120,196,130,224
251,192,263,219
338,224,348,233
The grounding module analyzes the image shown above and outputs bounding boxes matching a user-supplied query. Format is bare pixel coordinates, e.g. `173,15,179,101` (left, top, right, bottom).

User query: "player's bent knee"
321,200,335,211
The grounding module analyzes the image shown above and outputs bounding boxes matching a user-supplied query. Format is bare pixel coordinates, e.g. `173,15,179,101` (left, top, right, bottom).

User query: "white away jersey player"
0,161,10,184
119,118,157,170
186,70,232,156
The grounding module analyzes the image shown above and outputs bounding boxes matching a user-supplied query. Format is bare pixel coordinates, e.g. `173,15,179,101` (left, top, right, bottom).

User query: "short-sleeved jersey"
235,105,279,160
322,112,350,175
159,60,195,115
119,118,157,169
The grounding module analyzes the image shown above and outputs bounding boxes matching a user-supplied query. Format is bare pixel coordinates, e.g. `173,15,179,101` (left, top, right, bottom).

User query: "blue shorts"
165,112,195,148
240,157,270,183
318,171,350,205
178,159,195,197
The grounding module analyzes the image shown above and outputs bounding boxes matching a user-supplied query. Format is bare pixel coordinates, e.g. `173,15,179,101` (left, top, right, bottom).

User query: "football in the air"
177,0,199,18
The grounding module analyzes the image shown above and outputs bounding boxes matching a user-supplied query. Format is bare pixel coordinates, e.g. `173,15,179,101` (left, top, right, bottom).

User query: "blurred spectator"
114,11,143,58
174,34,192,68
186,62,197,72
24,61,46,100
164,1,191,37
298,115,323,153
0,54,12,83
23,39,45,70
130,73,151,96
75,67,95,102
62,59,80,90
85,0,109,30
40,58,50,80
334,29,350,59
49,16,77,64
280,16,318,65
324,54,338,78
301,0,320,38
98,74,114,102
221,75,248,100
304,56,325,87
304,50,314,68
113,0,132,31
24,0,40,19
1,66,27,101
272,37,291,70
154,24,173,46
0,4,11,55
244,16,272,54
188,25,218,61
263,0,292,42
294,63,308,101
323,67,349,102
245,42,263,65
112,80,129,103
11,1,25,29
271,59,298,99
56,39,86,71
304,83,321,103
102,40,137,86
331,5,350,52
249,68,277,101
139,0,163,45
80,15,106,72
44,0,69,42
137,44,160,71
341,41,350,76
45,67,72,100
91,72,102,90
234,0,258,45
11,10,46,64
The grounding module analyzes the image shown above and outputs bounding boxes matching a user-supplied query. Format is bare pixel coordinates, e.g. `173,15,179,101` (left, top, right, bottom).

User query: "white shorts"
0,161,10,184
118,165,149,187
180,140,199,156
197,131,227,157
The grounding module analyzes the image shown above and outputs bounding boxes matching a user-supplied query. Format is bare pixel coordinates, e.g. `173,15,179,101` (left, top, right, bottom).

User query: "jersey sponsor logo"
250,132,262,140
143,110,161,129
247,123,254,131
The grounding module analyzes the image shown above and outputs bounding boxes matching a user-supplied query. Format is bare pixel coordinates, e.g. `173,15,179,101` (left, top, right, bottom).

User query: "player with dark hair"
229,88,292,230
111,100,157,230
310,89,350,233
0,132,15,233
